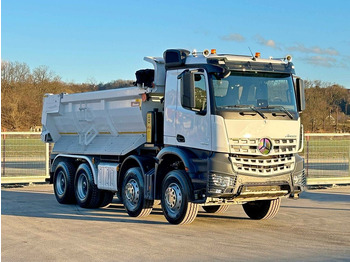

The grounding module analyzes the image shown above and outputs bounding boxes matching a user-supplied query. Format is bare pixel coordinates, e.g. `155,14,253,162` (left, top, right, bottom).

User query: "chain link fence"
1,132,350,185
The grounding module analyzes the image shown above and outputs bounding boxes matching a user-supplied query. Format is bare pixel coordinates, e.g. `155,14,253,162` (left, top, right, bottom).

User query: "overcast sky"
2,0,350,88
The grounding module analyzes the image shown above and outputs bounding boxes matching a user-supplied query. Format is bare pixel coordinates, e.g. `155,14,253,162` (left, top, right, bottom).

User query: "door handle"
176,134,185,143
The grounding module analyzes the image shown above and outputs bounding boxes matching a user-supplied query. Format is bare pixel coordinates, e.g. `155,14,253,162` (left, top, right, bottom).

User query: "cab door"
175,69,211,151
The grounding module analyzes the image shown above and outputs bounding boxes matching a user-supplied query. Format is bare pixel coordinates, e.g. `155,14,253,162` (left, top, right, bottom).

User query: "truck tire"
53,161,76,204
99,191,114,208
74,163,101,208
161,170,199,225
121,167,154,217
243,198,281,220
202,204,229,214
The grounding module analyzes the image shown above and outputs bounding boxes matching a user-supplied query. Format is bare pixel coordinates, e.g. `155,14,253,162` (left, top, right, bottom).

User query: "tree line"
303,80,350,133
1,61,133,131
1,61,350,132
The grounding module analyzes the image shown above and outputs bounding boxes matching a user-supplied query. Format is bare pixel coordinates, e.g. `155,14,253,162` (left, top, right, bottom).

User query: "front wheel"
243,198,281,220
121,167,153,217
161,170,198,225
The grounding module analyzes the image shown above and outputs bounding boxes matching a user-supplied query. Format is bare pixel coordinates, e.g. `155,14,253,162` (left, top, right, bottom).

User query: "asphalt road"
2,184,350,262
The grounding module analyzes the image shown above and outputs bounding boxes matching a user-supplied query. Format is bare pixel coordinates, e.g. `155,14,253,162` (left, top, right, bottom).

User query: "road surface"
2,184,350,261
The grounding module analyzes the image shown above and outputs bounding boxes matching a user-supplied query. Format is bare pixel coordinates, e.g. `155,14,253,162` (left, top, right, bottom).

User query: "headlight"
210,174,236,187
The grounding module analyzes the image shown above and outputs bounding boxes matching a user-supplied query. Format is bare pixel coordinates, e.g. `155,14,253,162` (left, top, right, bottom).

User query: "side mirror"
296,78,305,112
179,70,195,109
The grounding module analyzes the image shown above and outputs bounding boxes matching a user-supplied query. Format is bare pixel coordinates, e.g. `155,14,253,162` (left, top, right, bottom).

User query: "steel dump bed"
41,87,153,156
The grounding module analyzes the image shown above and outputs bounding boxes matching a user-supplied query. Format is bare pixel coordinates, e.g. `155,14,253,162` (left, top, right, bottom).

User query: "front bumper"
206,152,305,201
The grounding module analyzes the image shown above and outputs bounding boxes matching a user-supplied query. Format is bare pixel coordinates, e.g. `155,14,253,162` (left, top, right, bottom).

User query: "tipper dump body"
42,85,163,155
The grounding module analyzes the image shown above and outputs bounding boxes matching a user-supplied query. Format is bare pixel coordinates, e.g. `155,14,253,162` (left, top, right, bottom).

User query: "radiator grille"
231,154,295,176
230,138,297,155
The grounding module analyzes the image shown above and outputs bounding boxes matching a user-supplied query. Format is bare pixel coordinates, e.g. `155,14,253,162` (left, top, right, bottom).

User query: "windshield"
212,71,298,114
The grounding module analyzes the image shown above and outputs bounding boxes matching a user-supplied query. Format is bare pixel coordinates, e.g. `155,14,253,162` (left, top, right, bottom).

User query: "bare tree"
301,81,349,132
1,61,31,86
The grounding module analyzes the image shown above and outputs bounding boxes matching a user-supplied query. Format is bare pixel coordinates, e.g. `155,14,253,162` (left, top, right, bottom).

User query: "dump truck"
41,48,306,224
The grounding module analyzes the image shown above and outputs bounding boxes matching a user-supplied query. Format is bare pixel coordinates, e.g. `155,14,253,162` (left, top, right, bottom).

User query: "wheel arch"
51,154,98,184
155,147,198,200
118,155,155,191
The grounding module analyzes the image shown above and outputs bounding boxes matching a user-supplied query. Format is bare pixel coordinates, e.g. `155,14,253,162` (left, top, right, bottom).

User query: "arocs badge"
258,138,272,155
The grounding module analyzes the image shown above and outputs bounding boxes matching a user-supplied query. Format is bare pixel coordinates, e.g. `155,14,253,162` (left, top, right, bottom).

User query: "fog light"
293,173,301,185
293,170,306,187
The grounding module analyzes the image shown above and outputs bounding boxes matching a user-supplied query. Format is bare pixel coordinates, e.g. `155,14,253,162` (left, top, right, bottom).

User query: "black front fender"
155,146,208,202
156,147,199,175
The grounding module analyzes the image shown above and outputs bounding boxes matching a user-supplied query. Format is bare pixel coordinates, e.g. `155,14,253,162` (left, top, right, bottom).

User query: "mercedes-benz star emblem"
258,138,272,155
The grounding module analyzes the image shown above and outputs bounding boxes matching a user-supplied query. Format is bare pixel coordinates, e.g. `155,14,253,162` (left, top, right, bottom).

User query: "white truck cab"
42,49,305,224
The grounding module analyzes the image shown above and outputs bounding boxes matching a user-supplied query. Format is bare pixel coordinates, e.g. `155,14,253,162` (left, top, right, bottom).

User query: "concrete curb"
1,176,49,184
307,177,350,186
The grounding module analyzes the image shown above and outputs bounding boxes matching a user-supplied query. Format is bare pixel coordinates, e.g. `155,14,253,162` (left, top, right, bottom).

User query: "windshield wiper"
222,105,253,109
261,106,294,119
249,106,266,119
231,105,266,119
221,105,266,119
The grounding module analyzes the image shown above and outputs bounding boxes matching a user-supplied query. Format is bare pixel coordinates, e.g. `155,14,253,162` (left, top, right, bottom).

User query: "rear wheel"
99,191,115,208
161,170,198,225
243,198,281,220
122,167,153,217
74,163,101,208
53,161,76,204
202,204,229,214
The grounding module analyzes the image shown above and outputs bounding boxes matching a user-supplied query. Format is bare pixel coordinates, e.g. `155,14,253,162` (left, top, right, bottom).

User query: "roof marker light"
211,49,217,55
203,49,210,57
255,52,261,58
142,93,148,102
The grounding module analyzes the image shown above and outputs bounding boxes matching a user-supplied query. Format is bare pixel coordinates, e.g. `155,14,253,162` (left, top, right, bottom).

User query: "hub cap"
56,171,66,196
124,179,140,211
77,173,88,201
164,183,182,217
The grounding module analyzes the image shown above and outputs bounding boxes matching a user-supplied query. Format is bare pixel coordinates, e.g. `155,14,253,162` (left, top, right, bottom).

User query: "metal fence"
302,133,350,185
1,132,350,185
1,132,49,184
